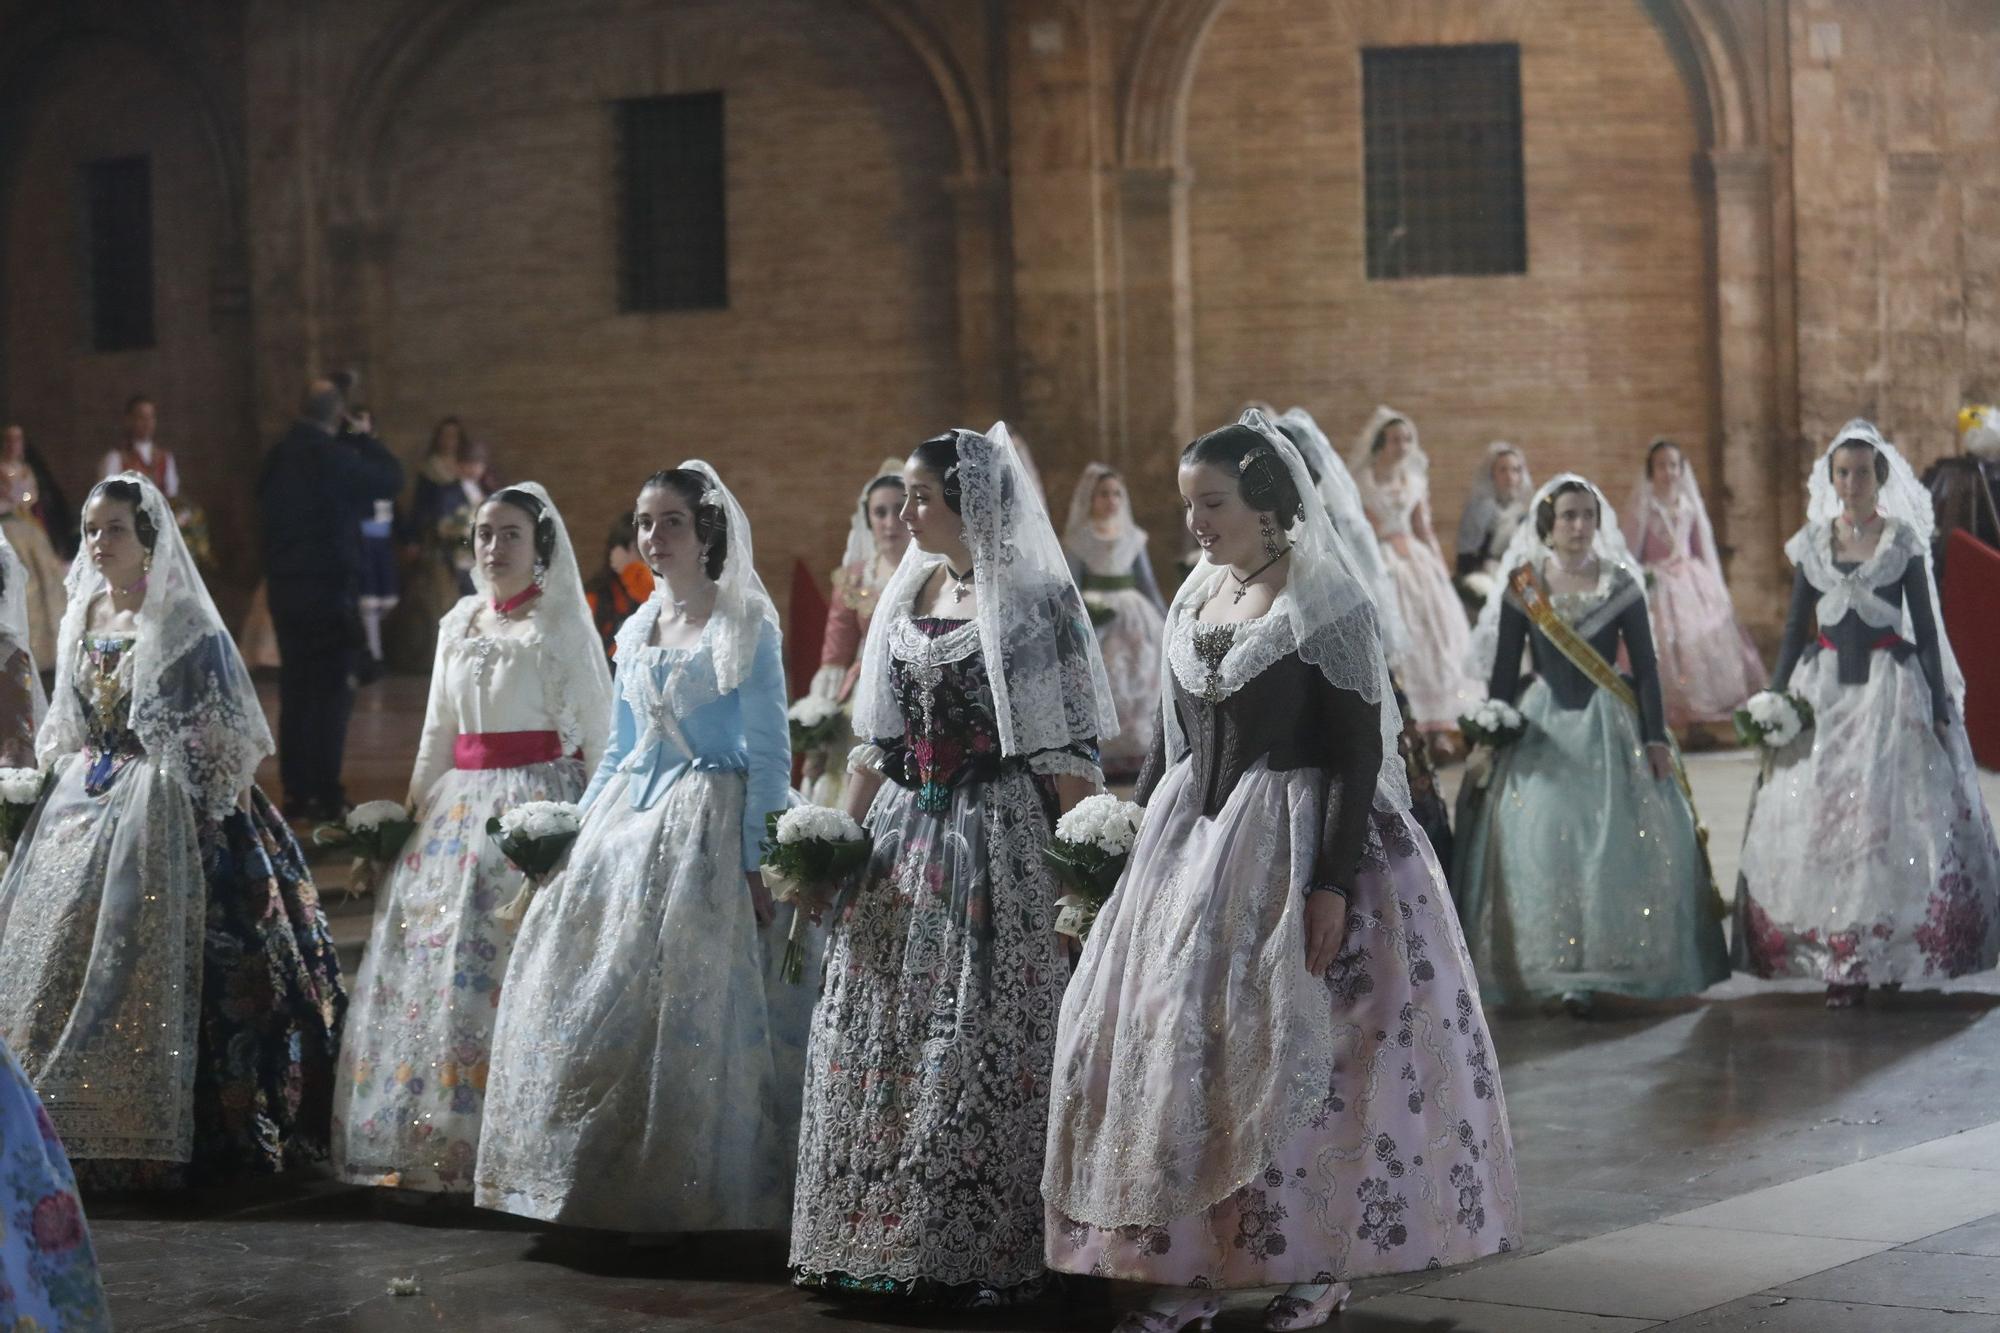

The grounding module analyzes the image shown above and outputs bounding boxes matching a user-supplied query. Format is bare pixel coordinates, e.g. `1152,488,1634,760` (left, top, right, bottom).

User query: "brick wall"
364,0,962,612
1182,0,1713,557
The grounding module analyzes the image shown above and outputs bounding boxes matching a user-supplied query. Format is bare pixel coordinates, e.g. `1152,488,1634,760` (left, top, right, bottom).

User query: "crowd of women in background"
0,396,1992,1331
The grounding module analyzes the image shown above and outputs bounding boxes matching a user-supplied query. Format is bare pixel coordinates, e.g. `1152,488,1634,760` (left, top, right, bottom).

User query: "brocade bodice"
1488,564,1668,744
75,633,144,794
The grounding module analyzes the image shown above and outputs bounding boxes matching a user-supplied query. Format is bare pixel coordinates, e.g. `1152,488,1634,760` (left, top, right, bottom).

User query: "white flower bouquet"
760,805,873,983
313,799,417,897
1083,591,1117,628
1044,794,1144,942
1734,690,1813,750
1458,700,1528,750
1461,570,1499,603
489,800,583,924
787,694,846,754
0,767,47,868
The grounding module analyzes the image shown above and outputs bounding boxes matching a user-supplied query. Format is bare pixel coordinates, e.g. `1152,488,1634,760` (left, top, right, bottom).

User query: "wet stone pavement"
83,681,2000,1331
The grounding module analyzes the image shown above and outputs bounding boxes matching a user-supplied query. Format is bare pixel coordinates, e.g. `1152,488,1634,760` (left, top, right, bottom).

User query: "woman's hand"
1304,890,1348,977
1053,772,1099,816
748,871,775,927
1646,742,1674,782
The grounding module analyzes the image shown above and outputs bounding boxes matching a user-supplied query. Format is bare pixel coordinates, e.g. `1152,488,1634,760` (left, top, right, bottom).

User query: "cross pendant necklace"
1229,549,1288,604
946,564,974,604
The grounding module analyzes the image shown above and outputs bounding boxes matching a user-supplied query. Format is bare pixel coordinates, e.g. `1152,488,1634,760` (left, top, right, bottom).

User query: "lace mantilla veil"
1623,440,1723,577
40,472,267,821
1164,409,1411,814
1469,472,1646,684
1275,406,1411,661
458,481,613,770
0,527,45,730
1063,462,1149,573
852,422,1117,757
840,457,906,589
1349,404,1431,507
1466,441,1534,555
1794,419,1965,708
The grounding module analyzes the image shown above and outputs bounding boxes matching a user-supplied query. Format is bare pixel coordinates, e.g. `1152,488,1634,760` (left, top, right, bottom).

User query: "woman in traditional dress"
1453,475,1729,1014
1622,438,1766,735
0,1034,109,1331
1455,441,1533,616
1044,412,1518,1333
335,484,611,1195
1739,421,2000,1007
0,425,70,671
0,528,45,767
1064,464,1166,780
1352,407,1482,744
0,473,345,1188
476,462,792,1232
790,424,1115,1307
800,462,907,806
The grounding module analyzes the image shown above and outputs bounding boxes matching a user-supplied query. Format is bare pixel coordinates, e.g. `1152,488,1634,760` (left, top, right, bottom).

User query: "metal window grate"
616,93,728,312
1362,44,1526,280
83,155,156,351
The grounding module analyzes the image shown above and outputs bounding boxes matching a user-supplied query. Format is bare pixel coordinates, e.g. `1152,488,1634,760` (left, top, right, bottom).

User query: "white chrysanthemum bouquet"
760,804,873,983
489,800,583,924
1458,699,1528,750
313,799,416,897
1082,591,1117,628
1044,794,1144,942
1734,690,1813,750
787,695,846,754
0,766,47,870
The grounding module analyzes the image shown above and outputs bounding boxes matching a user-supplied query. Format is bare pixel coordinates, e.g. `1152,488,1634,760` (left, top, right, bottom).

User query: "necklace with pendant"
1229,548,1289,604
945,564,974,604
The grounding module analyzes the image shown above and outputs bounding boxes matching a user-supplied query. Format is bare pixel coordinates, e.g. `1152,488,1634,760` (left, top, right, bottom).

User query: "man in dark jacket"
259,377,404,820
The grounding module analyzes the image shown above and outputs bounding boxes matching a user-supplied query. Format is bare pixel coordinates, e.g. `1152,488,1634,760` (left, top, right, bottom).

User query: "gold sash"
1508,566,1726,916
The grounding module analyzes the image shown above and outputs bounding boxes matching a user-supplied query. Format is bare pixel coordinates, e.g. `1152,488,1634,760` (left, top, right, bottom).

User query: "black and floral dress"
0,632,346,1190
789,614,1098,1302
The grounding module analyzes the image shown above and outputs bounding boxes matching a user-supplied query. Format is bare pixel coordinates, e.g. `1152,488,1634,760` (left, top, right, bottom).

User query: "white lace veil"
1470,472,1645,683
1349,404,1430,507
670,460,782,697
1623,439,1722,575
1166,410,1411,813
466,482,613,770
0,526,45,731
1462,440,1533,558
1275,407,1410,660
839,458,907,583
1799,420,1964,707
1063,462,1148,573
853,422,1118,757
40,473,269,820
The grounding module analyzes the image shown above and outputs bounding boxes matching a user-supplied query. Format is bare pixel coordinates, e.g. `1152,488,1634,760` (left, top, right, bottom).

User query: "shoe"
1561,989,1594,1019
1112,1294,1222,1332
1265,1282,1352,1330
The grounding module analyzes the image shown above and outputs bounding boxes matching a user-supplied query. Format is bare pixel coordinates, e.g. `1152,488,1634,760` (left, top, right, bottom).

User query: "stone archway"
1112,0,1796,623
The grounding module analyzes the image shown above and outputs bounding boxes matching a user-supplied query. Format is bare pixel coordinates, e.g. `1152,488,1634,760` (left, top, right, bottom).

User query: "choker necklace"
491,583,542,616
1552,551,1596,577
1839,511,1882,541
945,564,974,604
113,575,148,602
1229,548,1289,604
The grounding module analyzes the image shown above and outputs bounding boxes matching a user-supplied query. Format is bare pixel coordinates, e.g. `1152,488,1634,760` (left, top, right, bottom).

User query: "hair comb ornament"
1240,444,1277,474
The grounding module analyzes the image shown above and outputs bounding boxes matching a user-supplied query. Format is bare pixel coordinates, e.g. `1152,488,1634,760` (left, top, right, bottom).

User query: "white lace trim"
1026,750,1104,785
846,743,889,776
887,612,981,670
1166,601,1298,703
1786,518,1918,633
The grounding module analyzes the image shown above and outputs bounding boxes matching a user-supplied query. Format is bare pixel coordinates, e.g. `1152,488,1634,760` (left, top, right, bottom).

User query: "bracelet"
1306,883,1349,899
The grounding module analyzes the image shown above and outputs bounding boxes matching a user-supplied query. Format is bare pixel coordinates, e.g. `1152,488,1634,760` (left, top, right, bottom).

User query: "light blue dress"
474,600,794,1232
1452,562,1729,1004
0,1036,109,1330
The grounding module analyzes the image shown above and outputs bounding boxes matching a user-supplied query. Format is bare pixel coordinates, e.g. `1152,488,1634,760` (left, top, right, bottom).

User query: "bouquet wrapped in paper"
313,799,417,897
0,767,47,873
1734,690,1813,750
489,800,583,925
787,694,846,755
760,805,872,983
1044,794,1143,942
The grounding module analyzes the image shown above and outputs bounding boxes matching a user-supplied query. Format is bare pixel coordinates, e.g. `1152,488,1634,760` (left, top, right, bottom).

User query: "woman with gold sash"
1453,475,1728,1015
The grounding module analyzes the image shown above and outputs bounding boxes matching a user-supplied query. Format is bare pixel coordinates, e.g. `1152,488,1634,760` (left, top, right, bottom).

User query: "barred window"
615,93,728,312
1362,45,1526,280
83,155,156,351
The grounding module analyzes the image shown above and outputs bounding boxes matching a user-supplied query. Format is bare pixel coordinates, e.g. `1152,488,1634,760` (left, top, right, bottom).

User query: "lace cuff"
846,743,889,776
1027,748,1104,786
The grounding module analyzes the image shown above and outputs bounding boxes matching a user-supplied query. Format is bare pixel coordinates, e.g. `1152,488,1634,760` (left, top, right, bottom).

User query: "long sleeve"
406,650,458,805
1131,549,1166,612
1487,599,1530,703
1617,597,1669,745
819,588,862,671
1902,555,1951,724
1455,495,1491,560
739,623,792,868
1132,695,1174,806
580,683,637,812
1312,677,1384,894
0,648,35,768
1770,568,1815,691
